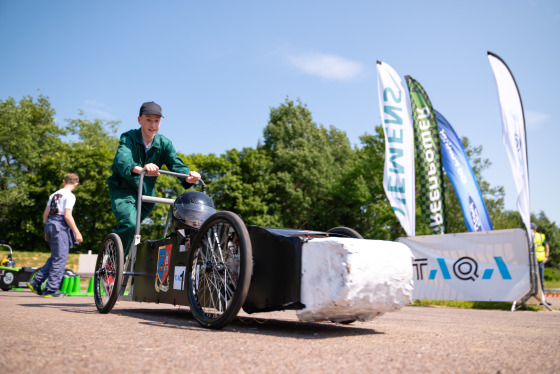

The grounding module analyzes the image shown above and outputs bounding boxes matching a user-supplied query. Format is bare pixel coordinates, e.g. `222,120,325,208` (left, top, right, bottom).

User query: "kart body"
0,266,37,291
94,170,413,329
123,225,322,314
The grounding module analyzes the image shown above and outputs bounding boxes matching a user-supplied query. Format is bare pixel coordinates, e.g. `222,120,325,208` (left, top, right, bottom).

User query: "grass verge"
411,299,541,311
1,250,80,273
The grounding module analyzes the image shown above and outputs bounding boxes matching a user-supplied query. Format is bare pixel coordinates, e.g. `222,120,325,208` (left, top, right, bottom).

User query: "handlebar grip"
157,169,189,179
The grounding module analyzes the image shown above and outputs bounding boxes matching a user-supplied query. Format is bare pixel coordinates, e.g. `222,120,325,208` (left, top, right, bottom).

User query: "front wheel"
187,211,252,329
94,233,124,313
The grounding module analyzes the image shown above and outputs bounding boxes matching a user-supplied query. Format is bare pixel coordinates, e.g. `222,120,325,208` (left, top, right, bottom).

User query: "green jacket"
107,129,191,197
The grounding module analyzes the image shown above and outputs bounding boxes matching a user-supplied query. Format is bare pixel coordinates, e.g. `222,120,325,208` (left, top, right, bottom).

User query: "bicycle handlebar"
139,169,206,193
156,170,207,192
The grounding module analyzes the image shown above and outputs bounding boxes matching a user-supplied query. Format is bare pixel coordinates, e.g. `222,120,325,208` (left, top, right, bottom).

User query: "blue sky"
1,1,559,226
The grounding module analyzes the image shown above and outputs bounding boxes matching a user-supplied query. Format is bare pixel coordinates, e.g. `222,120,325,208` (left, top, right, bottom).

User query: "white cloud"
525,110,549,130
83,99,117,120
286,52,365,82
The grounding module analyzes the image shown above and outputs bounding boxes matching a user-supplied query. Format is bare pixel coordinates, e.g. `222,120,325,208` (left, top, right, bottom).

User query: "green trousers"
109,188,154,257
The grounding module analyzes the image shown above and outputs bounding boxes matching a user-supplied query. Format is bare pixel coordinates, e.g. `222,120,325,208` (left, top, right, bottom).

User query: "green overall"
107,129,192,256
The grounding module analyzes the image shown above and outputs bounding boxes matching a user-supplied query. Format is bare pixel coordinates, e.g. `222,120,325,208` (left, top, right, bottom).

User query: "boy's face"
138,114,162,141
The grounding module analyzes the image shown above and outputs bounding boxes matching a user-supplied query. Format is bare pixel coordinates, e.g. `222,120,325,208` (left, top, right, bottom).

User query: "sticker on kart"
155,244,172,292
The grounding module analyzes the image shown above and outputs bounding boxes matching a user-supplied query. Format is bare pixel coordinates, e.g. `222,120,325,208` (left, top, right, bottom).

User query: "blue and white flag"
435,110,493,232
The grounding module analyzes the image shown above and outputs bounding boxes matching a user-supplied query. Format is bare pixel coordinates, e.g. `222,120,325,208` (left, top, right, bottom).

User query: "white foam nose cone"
297,238,414,322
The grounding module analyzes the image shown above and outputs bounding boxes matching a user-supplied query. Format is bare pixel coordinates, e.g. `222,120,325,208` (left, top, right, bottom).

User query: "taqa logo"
412,256,512,281
469,195,482,232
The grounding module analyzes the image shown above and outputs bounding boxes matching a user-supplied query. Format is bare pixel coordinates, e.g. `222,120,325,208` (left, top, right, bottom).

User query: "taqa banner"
487,52,531,242
405,76,446,234
398,229,531,301
376,61,416,237
435,110,493,232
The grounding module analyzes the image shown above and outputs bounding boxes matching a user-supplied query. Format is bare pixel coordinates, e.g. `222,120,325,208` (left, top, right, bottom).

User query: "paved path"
2,291,559,373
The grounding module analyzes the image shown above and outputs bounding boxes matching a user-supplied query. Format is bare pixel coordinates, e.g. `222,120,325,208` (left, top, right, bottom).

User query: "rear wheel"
187,211,252,329
94,233,124,313
327,226,363,239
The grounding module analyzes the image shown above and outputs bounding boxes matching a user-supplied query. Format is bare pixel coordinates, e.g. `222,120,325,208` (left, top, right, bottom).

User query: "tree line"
1,95,558,267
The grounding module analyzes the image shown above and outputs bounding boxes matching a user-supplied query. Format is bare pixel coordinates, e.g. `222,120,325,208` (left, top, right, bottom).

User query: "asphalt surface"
2,290,559,374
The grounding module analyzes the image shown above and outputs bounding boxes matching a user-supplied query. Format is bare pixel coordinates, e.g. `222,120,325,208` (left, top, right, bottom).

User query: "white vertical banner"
487,52,532,244
376,61,415,236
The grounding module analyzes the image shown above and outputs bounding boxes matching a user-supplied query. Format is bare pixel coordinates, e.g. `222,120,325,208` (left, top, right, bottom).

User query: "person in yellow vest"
531,222,550,294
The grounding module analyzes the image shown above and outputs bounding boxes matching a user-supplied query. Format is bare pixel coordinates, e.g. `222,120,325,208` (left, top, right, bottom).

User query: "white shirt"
46,188,76,216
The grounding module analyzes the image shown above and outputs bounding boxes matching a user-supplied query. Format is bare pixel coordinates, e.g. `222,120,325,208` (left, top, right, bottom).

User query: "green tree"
262,98,353,230
329,128,403,240
0,95,120,251
0,95,65,213
210,147,279,227
63,116,120,249
0,95,66,249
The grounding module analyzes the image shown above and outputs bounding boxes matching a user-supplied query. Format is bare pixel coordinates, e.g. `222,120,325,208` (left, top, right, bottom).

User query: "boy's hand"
75,233,83,243
143,163,160,176
186,171,201,184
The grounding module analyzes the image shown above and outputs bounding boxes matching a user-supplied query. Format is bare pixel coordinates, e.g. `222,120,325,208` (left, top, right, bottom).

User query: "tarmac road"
1,291,559,374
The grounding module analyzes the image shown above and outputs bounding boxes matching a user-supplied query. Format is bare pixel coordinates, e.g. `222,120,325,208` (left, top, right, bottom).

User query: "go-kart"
94,170,413,329
0,243,37,291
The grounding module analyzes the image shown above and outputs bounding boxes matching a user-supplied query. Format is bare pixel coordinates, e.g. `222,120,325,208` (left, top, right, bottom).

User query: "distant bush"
544,267,560,282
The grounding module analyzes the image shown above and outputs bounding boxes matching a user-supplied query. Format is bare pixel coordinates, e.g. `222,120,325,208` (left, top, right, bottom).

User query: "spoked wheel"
327,227,362,325
327,226,364,239
187,211,252,329
94,233,124,313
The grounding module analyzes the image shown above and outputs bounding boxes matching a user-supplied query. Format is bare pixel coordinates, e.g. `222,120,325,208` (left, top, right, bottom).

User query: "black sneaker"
43,290,66,298
26,281,43,296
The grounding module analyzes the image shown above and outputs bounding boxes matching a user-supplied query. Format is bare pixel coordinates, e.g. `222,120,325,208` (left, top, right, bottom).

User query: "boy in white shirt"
27,173,83,297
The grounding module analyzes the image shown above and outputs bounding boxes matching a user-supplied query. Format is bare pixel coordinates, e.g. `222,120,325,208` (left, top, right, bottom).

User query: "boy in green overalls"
107,101,201,256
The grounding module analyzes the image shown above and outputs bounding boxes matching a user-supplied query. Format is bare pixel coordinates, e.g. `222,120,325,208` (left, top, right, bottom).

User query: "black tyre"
327,227,361,324
187,211,252,329
332,319,356,325
0,275,11,291
0,269,14,290
327,226,363,239
94,233,124,313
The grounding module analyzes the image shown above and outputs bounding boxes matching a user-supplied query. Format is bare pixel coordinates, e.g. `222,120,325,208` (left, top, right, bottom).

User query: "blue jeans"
538,261,545,294
34,216,73,292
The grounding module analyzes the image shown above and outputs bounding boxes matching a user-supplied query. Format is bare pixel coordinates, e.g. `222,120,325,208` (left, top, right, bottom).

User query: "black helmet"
172,191,216,231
